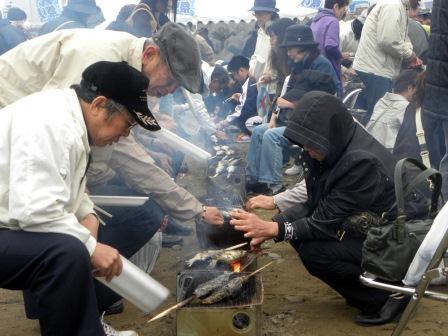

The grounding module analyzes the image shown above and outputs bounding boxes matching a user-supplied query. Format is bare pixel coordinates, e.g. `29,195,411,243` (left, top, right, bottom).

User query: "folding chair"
360,202,448,336
342,88,362,109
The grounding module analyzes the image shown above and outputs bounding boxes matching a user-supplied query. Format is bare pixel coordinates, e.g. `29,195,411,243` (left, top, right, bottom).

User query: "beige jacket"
353,0,413,79
0,29,203,221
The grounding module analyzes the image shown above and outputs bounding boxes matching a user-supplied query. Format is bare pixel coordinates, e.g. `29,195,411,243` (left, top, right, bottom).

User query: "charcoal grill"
176,270,263,336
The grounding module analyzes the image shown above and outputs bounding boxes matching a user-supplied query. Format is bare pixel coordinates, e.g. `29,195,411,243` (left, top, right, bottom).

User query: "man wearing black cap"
0,7,27,54
0,61,153,335
0,21,223,317
231,91,400,324
39,0,104,35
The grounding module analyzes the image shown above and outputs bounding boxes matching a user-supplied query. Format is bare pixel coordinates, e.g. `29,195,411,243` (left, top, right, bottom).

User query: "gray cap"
153,23,202,93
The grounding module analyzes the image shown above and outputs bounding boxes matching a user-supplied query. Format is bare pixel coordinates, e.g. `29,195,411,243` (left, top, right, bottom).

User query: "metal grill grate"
177,270,263,308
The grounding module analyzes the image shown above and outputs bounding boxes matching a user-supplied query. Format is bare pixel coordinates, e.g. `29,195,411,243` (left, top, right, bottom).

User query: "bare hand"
91,243,123,282
203,206,225,225
81,213,99,239
268,114,277,129
408,56,423,69
259,74,272,84
230,209,278,239
246,195,276,211
214,130,228,140
250,236,271,250
341,51,351,60
231,93,241,102
277,97,295,109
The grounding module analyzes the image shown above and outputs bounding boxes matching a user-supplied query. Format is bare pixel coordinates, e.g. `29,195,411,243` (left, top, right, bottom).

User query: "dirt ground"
1,161,448,336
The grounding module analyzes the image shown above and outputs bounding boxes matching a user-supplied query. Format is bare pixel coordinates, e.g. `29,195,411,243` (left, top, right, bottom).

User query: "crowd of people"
0,0,447,335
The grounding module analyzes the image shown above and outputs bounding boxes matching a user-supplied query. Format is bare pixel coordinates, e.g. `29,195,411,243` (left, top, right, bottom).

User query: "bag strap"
415,107,431,168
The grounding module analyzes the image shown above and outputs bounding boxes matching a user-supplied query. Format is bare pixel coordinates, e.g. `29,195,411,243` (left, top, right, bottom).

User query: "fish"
213,146,221,152
212,164,227,178
193,272,234,299
185,249,247,268
226,165,236,178
201,261,274,305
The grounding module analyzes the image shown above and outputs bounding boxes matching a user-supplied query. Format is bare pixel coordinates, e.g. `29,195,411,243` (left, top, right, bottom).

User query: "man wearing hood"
231,91,405,324
310,0,349,97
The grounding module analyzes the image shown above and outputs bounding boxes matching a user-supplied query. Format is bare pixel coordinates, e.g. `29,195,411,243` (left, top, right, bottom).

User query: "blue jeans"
355,71,393,122
246,125,290,185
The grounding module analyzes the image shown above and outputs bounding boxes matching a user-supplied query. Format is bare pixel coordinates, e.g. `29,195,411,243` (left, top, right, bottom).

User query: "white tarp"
176,0,318,23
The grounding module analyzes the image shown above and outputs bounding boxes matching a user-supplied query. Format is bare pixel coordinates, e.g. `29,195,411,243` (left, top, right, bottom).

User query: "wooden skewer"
147,295,196,323
224,242,248,251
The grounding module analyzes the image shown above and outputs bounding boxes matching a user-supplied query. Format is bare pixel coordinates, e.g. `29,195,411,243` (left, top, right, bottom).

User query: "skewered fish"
201,261,273,304
193,272,234,299
185,249,247,267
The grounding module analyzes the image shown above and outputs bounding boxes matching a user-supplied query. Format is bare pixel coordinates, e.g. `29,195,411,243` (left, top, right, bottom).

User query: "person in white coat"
0,61,158,336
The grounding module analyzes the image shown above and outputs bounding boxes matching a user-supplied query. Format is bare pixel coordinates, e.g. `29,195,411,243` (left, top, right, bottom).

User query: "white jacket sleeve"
182,88,216,135
9,118,97,255
377,4,413,60
273,179,308,212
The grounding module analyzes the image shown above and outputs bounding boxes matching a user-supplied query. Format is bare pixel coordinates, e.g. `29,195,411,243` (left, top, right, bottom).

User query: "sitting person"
0,61,153,336
246,70,336,195
231,91,406,325
366,69,419,151
217,55,258,139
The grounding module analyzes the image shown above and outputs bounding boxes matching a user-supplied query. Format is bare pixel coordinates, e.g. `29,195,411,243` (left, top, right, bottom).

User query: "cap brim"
130,104,161,131
278,41,319,48
249,6,279,12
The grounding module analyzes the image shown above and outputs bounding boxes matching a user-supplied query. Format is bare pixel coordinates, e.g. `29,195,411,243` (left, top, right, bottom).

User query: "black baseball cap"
153,23,202,93
81,61,161,131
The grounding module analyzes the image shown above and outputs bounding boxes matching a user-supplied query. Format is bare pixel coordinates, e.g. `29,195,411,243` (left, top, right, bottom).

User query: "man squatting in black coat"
230,91,407,324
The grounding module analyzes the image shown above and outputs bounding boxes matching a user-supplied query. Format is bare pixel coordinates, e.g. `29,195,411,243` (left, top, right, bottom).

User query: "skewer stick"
147,295,195,323
224,242,248,251
242,261,275,282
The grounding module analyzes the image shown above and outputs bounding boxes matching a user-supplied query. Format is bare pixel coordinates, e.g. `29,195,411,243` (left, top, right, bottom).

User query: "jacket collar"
66,88,91,154
131,37,147,71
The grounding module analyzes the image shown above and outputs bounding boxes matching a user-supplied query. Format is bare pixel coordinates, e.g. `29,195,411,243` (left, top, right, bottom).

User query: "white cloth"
180,87,216,136
366,92,409,150
353,0,413,79
226,78,249,123
273,180,308,212
339,20,360,55
0,89,97,255
403,203,448,286
250,27,271,81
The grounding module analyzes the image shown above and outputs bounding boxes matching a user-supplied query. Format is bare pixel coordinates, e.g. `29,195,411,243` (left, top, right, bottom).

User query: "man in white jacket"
0,61,157,335
353,0,422,120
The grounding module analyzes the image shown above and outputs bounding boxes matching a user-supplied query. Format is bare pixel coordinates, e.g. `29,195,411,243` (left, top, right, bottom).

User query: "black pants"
0,230,104,336
291,238,390,314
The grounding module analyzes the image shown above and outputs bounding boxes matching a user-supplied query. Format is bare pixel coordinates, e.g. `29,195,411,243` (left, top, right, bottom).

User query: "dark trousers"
355,71,393,122
291,238,390,314
23,178,166,321
0,230,104,336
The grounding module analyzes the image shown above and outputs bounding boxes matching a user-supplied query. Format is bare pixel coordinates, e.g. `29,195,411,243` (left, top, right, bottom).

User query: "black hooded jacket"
273,91,397,241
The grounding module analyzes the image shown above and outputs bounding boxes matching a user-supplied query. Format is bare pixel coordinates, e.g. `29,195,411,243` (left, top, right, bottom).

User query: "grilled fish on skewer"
201,261,274,304
193,272,234,298
185,249,246,267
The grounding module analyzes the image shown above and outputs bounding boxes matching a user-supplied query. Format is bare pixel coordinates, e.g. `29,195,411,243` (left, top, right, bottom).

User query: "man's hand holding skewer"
229,209,278,249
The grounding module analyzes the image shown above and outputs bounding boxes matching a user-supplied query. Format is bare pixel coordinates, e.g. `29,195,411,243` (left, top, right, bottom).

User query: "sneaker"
101,317,138,336
285,164,302,176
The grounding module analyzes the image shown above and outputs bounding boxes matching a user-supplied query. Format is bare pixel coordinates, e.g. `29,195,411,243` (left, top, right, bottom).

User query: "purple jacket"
310,8,342,95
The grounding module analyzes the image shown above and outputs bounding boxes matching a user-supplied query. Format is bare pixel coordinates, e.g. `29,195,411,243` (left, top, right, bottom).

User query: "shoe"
104,300,124,316
101,317,138,336
165,219,193,236
354,295,411,326
246,182,269,194
162,234,183,247
285,164,302,176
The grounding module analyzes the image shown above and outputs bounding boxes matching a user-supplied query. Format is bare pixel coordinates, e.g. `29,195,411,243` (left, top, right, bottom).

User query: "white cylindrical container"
154,128,211,162
96,256,170,313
